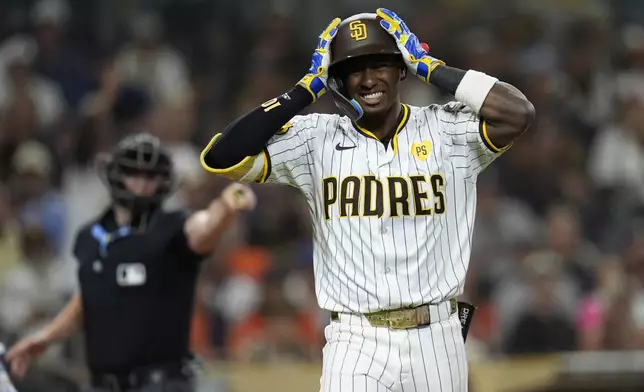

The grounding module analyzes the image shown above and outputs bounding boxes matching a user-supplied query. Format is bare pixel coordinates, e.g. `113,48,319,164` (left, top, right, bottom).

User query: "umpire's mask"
98,132,175,229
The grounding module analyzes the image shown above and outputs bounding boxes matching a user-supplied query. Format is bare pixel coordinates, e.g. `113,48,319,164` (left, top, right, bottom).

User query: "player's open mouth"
359,91,385,106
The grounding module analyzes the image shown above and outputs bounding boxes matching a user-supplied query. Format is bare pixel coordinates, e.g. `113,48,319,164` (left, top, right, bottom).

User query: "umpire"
6,133,256,391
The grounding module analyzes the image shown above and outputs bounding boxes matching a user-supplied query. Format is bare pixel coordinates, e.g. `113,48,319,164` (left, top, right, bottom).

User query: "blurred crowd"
1,0,644,383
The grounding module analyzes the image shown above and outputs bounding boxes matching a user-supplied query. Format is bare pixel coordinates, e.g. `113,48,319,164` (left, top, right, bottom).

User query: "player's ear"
400,67,407,81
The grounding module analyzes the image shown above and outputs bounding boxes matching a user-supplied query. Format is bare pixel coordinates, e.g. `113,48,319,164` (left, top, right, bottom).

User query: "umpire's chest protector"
74,210,200,306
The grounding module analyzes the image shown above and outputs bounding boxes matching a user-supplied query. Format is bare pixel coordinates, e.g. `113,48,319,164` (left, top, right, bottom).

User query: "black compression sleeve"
203,85,313,168
430,65,467,96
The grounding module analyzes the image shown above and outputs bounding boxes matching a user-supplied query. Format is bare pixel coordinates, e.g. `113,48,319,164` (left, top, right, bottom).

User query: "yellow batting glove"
297,17,342,101
377,8,444,84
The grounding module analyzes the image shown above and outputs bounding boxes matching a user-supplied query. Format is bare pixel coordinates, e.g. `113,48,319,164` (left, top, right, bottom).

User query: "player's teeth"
364,92,382,99
363,92,383,99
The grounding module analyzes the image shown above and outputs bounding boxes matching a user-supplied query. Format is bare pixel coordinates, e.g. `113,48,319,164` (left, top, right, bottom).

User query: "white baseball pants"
319,303,468,392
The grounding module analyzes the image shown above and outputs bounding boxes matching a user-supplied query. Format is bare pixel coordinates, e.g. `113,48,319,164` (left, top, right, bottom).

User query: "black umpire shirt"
73,208,205,374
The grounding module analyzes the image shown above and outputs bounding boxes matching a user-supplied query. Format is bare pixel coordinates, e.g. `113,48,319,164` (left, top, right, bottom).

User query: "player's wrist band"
431,66,498,114
454,70,498,113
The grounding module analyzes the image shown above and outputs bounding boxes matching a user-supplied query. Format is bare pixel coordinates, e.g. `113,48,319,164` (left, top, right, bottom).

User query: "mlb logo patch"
116,263,147,286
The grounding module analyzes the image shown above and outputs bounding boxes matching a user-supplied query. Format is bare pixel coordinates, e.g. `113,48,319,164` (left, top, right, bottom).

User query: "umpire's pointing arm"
184,183,256,255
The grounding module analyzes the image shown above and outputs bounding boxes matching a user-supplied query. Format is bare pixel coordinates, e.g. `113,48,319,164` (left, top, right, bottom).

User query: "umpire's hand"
5,332,50,379
221,183,257,212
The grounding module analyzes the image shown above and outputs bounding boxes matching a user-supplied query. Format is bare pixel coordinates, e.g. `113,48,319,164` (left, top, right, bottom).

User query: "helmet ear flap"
328,76,364,122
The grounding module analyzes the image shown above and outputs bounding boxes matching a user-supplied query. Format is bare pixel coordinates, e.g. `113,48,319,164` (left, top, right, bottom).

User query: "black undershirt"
204,86,312,168
430,65,467,95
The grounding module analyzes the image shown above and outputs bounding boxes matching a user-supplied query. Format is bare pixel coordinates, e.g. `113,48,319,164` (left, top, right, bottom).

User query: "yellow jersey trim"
352,104,410,154
199,133,269,183
479,120,510,153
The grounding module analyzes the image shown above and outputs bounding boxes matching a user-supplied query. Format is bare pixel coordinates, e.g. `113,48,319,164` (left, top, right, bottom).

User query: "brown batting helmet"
327,13,402,121
329,14,401,68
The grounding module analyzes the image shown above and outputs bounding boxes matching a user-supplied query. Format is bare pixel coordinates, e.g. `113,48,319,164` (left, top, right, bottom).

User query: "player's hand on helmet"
297,17,342,102
5,332,50,379
221,183,257,212
376,8,445,84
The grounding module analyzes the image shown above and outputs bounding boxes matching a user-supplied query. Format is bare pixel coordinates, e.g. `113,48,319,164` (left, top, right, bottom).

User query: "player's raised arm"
377,8,535,150
200,18,342,184
431,69,534,149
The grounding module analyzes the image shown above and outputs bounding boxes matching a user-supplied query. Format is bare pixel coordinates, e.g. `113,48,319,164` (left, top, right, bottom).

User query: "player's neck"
114,206,132,227
357,102,402,141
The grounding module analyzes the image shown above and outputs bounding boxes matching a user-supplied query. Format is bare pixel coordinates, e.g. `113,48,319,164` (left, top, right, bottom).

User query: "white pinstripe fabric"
320,310,467,392
236,103,503,315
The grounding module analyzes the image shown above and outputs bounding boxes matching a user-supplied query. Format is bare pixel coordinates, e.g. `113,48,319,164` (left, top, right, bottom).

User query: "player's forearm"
203,85,312,168
40,293,83,344
185,198,237,255
431,65,535,148
476,81,535,147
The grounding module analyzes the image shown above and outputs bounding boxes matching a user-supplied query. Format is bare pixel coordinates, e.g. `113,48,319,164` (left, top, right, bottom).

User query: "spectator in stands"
227,270,320,362
543,203,602,295
588,73,644,205
559,18,614,131
115,12,191,107
577,257,625,350
0,185,21,282
0,35,66,132
619,24,644,73
211,247,270,333
0,222,74,344
114,12,194,144
505,251,579,354
8,141,65,256
602,228,644,350
495,249,580,353
471,169,541,280
31,0,93,110
495,117,563,216
246,186,311,249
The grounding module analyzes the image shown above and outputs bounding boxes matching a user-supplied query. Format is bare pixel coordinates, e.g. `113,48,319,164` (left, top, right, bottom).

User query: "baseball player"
201,9,534,392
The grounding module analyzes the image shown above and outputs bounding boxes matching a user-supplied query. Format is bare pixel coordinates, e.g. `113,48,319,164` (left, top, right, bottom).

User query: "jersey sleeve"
200,114,327,191
427,101,510,180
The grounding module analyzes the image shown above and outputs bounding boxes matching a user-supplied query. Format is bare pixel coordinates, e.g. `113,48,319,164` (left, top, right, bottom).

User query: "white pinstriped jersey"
202,102,506,313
